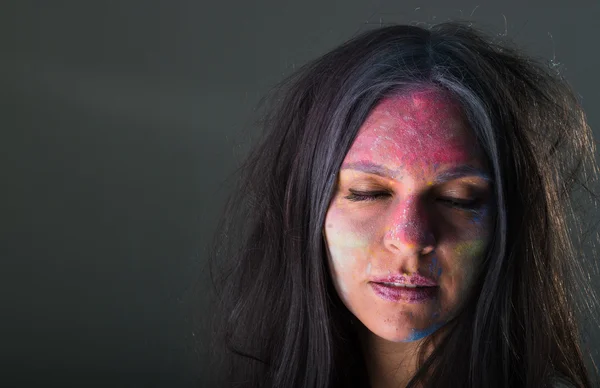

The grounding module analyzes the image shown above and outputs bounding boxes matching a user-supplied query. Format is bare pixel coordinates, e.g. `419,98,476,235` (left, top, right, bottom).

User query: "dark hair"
208,21,599,387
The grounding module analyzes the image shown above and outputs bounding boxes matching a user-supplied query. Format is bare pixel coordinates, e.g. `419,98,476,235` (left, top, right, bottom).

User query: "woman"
209,21,599,387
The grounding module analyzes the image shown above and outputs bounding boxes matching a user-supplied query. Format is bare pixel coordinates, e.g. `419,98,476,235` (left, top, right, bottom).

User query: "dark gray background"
1,1,599,387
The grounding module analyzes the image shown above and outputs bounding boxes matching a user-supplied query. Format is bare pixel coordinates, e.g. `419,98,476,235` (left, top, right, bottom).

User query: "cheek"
453,240,487,260
324,203,375,252
324,205,376,291
451,239,487,275
444,209,492,273
441,236,488,306
436,211,492,313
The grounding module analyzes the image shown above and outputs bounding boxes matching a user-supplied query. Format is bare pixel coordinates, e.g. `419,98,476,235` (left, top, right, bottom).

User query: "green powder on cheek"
453,240,486,258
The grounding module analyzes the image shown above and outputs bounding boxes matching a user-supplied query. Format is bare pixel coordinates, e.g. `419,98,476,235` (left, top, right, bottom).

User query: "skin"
323,89,493,387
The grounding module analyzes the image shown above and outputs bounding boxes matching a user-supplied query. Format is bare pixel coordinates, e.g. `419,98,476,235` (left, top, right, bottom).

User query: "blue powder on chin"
402,322,444,342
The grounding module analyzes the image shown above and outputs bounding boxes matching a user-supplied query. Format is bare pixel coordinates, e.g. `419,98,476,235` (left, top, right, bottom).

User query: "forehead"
344,90,480,169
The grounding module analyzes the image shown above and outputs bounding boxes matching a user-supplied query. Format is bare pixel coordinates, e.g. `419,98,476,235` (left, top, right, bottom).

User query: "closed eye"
344,191,485,210
345,190,391,202
437,197,480,210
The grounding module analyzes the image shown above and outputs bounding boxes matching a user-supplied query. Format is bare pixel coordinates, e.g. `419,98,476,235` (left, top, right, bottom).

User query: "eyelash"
345,191,390,202
344,190,481,210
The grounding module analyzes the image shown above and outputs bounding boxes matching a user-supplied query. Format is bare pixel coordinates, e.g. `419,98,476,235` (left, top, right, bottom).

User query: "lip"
370,273,438,287
370,282,438,303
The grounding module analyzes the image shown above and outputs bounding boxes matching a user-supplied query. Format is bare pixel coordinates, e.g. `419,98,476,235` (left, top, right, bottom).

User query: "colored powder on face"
327,227,370,250
428,256,442,278
467,206,489,225
325,90,487,348
354,90,472,168
401,321,444,342
342,90,484,207
384,195,434,248
454,240,486,258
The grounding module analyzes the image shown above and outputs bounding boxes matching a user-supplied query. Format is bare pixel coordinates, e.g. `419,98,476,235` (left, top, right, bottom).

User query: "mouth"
370,273,438,287
377,282,420,288
369,274,438,303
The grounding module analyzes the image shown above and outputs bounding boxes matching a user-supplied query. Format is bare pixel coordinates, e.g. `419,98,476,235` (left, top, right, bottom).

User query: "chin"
371,321,445,343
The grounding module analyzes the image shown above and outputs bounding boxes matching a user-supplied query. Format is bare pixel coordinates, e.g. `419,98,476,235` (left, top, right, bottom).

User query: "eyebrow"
340,161,492,183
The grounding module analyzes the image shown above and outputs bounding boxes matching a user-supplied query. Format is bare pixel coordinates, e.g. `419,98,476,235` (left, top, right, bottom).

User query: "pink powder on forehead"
350,89,475,167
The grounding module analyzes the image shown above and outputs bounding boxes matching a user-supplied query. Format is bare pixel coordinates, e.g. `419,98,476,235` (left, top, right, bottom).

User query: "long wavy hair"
208,21,599,387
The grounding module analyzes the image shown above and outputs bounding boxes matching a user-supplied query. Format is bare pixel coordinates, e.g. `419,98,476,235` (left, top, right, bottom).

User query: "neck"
358,324,435,388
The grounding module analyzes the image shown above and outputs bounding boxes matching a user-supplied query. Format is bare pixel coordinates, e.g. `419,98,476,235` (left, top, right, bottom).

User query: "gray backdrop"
2,1,599,387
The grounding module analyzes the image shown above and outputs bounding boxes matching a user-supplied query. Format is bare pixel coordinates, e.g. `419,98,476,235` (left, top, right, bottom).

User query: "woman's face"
324,89,493,342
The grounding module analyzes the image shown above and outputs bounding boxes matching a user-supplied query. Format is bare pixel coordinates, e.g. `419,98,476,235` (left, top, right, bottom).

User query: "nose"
383,195,436,256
